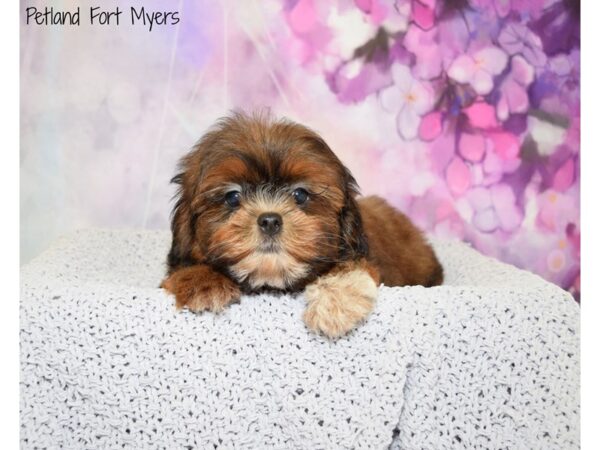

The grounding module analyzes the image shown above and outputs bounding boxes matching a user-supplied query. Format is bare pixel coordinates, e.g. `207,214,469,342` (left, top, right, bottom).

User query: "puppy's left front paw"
303,268,378,338
161,265,241,313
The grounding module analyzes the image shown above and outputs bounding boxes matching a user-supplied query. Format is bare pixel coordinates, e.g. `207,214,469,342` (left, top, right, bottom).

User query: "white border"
0,0,20,445
581,0,598,447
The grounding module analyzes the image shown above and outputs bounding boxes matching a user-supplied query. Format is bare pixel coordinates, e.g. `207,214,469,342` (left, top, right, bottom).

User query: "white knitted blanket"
20,229,580,449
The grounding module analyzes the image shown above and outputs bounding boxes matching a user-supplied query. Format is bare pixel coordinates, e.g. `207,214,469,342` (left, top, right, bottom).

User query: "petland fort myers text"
25,6,180,32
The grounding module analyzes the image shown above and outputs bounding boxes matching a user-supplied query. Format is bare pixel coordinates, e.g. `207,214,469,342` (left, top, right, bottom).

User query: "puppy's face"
168,113,367,291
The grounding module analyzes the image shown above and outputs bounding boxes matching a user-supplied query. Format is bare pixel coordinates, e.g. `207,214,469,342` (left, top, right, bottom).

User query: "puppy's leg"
303,260,380,338
161,265,241,313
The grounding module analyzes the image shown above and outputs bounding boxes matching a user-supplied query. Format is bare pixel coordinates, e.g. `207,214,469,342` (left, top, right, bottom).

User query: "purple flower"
328,60,393,103
497,55,535,121
498,22,547,67
529,0,580,57
379,64,435,139
448,46,508,95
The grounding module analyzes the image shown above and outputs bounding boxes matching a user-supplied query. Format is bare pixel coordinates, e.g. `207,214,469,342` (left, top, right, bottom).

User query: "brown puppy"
161,112,443,338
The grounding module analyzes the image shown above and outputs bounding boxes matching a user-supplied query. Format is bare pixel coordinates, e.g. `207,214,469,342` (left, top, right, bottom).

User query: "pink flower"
448,47,508,95
496,55,535,121
429,131,455,173
498,22,547,67
481,138,520,185
284,0,332,65
404,25,442,80
488,131,520,160
418,111,442,141
354,0,388,23
355,0,411,30
446,157,471,196
553,158,575,192
288,0,318,34
411,0,436,30
464,101,499,129
379,64,434,139
459,133,486,162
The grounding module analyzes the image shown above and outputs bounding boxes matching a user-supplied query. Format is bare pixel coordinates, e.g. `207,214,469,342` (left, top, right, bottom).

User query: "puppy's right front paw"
161,266,241,313
303,267,378,338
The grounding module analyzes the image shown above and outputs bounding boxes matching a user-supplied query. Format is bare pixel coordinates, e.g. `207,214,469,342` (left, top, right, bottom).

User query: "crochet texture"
20,229,580,449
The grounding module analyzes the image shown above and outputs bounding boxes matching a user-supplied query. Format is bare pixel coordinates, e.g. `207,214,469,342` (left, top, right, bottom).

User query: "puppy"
161,112,443,338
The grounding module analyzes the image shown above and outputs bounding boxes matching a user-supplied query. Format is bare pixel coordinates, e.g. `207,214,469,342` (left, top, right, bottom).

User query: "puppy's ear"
167,173,197,273
166,125,224,273
338,168,369,259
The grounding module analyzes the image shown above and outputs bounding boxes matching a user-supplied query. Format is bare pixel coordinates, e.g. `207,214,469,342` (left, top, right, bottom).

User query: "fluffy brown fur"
161,111,443,338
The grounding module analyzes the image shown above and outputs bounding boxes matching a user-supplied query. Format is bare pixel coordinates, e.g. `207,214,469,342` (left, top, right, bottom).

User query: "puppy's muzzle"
257,212,282,236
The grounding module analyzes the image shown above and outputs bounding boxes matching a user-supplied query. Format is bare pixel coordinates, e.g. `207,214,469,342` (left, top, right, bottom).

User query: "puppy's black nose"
257,212,282,236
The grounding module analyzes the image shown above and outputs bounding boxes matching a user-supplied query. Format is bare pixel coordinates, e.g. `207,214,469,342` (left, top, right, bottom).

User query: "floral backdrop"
21,0,580,298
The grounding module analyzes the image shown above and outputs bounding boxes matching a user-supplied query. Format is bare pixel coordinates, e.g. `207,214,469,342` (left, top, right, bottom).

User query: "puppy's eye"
225,191,241,208
292,188,309,205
